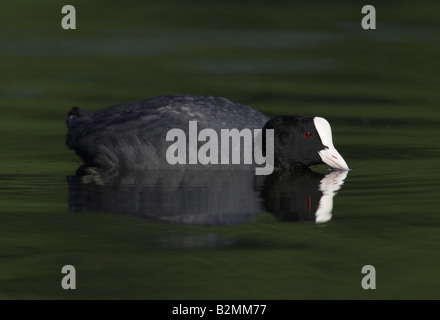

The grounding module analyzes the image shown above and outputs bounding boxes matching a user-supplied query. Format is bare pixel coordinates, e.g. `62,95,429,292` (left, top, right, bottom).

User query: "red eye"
304,131,311,138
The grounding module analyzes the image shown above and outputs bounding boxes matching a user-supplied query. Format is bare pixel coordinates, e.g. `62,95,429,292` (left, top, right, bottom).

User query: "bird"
66,94,349,172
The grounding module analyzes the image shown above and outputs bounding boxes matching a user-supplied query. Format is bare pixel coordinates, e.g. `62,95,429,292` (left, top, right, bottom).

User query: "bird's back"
66,94,270,169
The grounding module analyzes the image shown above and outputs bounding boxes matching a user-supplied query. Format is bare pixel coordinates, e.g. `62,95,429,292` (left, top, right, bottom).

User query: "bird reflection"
261,169,348,223
67,167,348,225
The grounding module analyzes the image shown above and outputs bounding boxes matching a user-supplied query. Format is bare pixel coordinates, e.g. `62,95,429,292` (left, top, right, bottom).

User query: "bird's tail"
66,106,92,150
66,106,91,128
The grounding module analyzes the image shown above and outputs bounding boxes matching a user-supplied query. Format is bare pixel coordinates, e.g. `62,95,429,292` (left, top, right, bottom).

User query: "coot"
66,94,349,172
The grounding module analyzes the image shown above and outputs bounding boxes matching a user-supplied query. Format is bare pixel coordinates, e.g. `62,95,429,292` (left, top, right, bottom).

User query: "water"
1,1,439,299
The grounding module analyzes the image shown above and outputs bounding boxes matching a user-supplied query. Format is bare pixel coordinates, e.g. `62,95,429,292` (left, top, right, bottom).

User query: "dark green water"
1,1,439,299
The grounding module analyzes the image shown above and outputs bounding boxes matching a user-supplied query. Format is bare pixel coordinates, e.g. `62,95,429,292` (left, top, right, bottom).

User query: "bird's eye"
304,131,311,138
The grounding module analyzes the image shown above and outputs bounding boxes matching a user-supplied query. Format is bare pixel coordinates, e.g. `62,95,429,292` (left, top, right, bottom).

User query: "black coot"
66,94,348,171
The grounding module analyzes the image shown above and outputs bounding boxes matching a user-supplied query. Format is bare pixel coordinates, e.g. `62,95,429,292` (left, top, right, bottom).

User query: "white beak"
314,117,350,171
318,146,349,171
